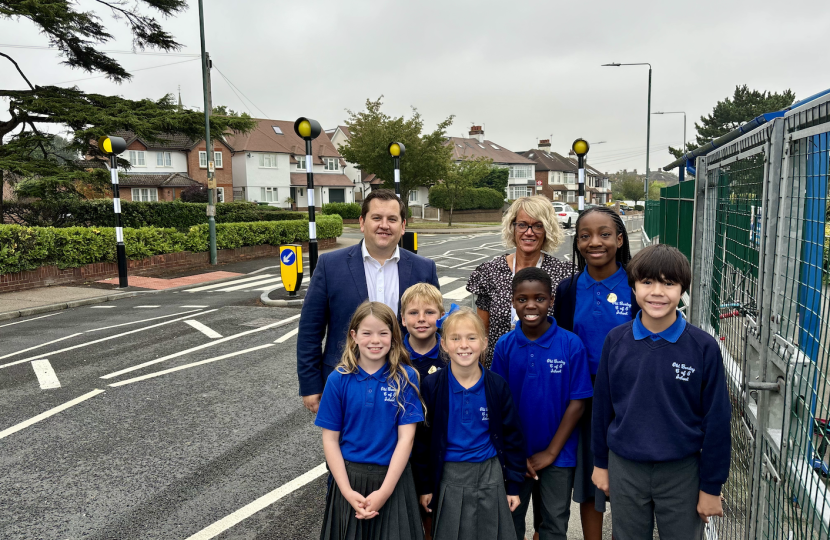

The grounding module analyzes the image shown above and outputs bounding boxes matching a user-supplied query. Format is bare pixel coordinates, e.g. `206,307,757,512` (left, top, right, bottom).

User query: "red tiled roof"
290,173,354,187
226,119,342,163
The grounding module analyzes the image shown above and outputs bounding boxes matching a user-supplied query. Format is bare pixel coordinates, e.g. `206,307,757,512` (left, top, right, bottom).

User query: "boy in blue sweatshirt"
591,244,731,539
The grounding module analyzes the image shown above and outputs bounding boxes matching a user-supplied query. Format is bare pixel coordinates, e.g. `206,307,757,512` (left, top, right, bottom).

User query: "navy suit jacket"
296,241,440,396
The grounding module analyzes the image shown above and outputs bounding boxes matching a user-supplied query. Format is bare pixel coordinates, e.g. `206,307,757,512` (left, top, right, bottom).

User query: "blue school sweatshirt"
591,318,732,496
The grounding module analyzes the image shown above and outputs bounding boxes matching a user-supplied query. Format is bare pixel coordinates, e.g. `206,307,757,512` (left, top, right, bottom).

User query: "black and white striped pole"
572,138,590,211
293,117,322,277
99,136,129,287
388,142,405,198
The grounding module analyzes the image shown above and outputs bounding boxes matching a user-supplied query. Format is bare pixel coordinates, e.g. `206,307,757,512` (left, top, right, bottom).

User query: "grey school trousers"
512,465,575,540
608,451,705,540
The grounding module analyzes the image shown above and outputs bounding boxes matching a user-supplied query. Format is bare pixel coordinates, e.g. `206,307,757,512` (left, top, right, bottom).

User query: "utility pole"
198,0,217,265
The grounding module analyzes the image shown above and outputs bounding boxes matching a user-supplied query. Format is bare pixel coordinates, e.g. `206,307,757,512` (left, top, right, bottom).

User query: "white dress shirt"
361,242,401,315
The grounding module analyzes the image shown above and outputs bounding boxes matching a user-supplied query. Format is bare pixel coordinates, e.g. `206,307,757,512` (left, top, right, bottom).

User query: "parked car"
551,203,579,229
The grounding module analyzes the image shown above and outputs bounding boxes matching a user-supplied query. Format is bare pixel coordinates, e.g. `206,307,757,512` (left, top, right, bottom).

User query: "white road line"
185,275,275,292
429,255,470,262
438,276,459,286
0,333,83,360
217,277,281,292
180,305,209,308
134,305,160,309
0,389,104,441
0,312,62,328
435,263,450,268
108,344,274,387
184,463,328,540
274,327,299,343
0,310,218,370
100,313,300,379
184,320,223,339
443,285,472,300
90,305,115,309
86,309,205,333
31,360,61,389
451,255,488,269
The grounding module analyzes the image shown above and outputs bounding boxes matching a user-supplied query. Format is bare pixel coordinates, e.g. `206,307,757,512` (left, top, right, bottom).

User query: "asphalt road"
0,219,643,540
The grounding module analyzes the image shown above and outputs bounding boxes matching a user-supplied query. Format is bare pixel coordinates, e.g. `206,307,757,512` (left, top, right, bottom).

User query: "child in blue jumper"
492,267,593,540
401,283,449,382
413,308,525,540
592,244,731,539
553,206,639,540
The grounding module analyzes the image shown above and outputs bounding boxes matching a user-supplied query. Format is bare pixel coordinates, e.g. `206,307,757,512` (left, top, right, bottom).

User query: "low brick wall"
439,209,503,223
0,238,336,294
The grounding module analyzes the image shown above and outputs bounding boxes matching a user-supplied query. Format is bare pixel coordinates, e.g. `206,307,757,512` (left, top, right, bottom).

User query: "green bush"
322,202,362,219
2,200,304,230
428,186,505,210
0,215,343,275
634,205,644,211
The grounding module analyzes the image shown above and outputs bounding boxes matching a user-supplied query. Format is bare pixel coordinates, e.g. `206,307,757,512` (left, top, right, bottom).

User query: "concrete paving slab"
0,287,115,312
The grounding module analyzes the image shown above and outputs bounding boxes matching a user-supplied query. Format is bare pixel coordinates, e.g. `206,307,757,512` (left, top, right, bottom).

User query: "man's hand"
591,467,610,497
420,494,433,512
507,495,521,512
527,450,556,473
697,491,724,523
302,394,321,413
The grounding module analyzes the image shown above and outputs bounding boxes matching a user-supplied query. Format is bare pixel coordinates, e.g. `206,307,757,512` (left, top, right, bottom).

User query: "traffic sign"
536,179,543,186
279,244,304,296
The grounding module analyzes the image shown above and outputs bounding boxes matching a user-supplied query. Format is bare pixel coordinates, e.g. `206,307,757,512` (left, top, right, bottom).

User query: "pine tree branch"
0,52,35,90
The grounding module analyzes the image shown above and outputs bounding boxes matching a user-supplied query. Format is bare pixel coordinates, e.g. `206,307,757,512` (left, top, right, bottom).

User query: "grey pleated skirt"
432,457,517,540
320,461,424,540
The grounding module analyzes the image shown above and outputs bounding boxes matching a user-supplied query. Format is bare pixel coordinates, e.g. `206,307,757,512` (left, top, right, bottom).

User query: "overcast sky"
2,0,828,174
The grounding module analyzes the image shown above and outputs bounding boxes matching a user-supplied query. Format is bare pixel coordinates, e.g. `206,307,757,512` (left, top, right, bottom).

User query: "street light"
388,142,406,197
602,62,652,199
98,135,129,287
571,138,590,211
653,111,686,180
197,0,217,265
294,117,323,276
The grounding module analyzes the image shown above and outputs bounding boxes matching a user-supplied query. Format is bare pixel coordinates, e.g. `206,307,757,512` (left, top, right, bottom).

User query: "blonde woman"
466,195,572,368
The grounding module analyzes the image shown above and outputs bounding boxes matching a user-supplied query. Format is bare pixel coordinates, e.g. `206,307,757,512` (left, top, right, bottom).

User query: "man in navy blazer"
297,190,440,412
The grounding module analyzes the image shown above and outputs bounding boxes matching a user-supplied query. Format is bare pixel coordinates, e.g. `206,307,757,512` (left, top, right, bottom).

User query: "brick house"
519,140,612,205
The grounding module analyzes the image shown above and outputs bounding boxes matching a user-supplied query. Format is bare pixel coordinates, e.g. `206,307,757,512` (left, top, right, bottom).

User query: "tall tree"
338,96,454,212
475,166,508,194
612,171,646,206
0,0,255,210
444,156,492,226
669,85,795,159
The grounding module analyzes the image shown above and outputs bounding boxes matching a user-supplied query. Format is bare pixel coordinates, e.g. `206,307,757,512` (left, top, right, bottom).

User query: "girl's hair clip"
436,303,461,329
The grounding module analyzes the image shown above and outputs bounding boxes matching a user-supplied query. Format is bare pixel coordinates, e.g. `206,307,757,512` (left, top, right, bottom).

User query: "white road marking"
185,274,275,292
90,305,116,309
0,312,62,328
180,305,209,308
217,277,281,292
100,313,300,379
435,263,450,268
134,305,160,309
451,255,488,269
86,309,206,333
564,254,571,261
0,333,84,361
185,320,223,339
0,389,104,441
274,327,299,343
0,310,218,370
438,276,459,286
184,463,328,540
429,255,469,262
31,359,61,389
108,344,274,387
443,285,472,300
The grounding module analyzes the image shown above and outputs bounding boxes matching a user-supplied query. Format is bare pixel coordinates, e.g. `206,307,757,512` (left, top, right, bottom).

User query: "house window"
156,152,172,167
553,191,561,200
214,151,223,168
260,187,278,202
258,153,278,168
131,188,157,202
409,190,418,203
567,191,575,202
199,151,207,168
508,186,529,199
129,151,146,167
509,165,532,179
564,173,575,185
216,187,225,203
324,157,339,171
296,156,306,170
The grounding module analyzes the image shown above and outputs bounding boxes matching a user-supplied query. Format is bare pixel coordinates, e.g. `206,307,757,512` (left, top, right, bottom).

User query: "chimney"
568,149,576,157
469,125,484,143
538,139,551,152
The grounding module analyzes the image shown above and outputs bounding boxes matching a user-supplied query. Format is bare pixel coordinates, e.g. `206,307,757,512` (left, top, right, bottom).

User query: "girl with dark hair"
553,206,639,540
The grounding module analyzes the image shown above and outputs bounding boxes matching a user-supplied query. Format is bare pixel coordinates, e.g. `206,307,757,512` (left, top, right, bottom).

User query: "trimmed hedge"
2,200,304,230
428,186,504,210
323,202,362,219
0,215,343,275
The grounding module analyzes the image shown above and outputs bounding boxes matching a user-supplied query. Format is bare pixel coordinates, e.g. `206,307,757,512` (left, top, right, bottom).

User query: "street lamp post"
294,117,323,276
197,0,217,265
602,62,652,199
571,139,590,211
388,142,406,198
653,111,687,181
98,136,129,287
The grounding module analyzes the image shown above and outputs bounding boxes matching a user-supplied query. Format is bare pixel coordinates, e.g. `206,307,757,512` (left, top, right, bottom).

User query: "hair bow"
436,303,461,329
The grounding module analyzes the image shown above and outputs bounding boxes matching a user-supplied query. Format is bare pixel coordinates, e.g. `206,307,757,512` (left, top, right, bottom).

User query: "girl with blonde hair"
316,301,426,540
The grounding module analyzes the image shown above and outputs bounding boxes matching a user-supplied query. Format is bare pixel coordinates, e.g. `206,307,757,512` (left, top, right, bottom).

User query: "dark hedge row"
427,186,505,210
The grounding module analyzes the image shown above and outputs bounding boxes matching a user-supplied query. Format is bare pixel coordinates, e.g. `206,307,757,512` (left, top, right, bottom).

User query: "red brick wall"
0,238,336,294
187,140,233,195
535,170,553,200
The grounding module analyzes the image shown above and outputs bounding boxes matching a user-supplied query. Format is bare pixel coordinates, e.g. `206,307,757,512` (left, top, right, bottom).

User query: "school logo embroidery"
547,358,565,374
428,365,439,375
672,362,696,382
614,301,631,316
380,386,396,402
480,407,489,422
